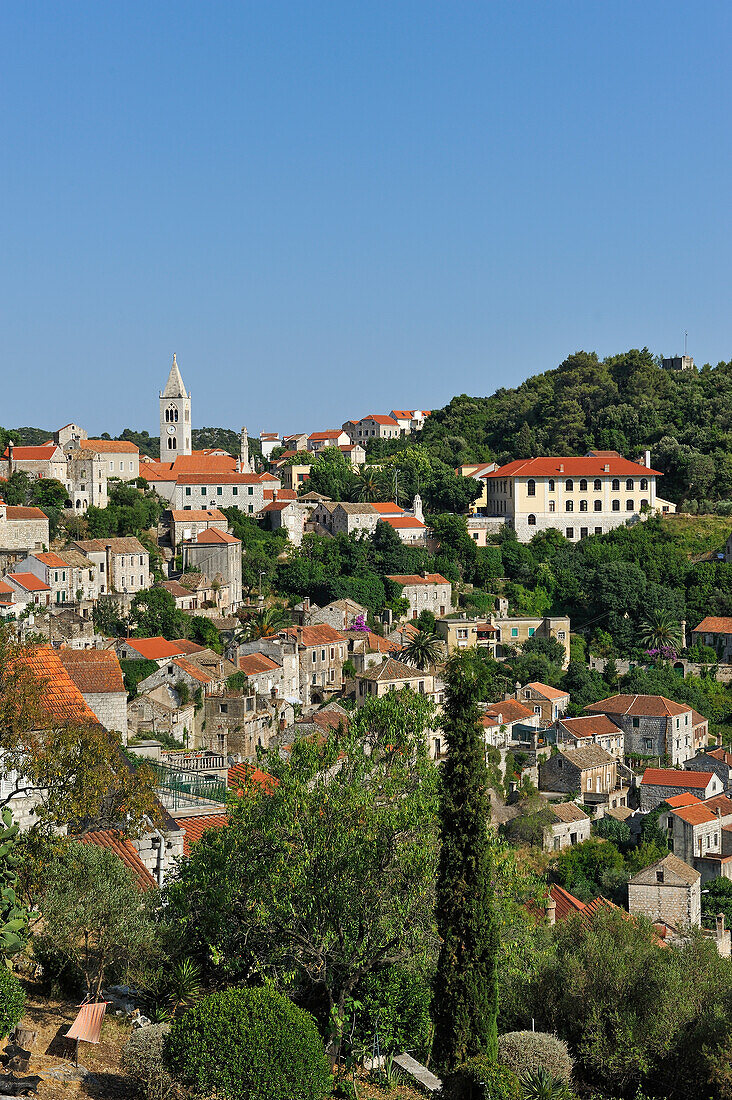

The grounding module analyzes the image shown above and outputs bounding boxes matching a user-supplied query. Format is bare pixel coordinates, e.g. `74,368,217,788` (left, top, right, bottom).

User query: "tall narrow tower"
159,354,192,456
240,426,251,473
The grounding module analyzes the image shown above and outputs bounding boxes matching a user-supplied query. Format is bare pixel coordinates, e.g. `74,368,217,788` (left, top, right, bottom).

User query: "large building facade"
482,452,674,542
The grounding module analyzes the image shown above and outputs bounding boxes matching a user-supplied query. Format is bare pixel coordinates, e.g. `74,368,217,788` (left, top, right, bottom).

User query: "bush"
0,966,25,1039
497,1032,573,1084
520,1068,576,1099
164,986,332,1100
122,1023,179,1100
442,1057,521,1100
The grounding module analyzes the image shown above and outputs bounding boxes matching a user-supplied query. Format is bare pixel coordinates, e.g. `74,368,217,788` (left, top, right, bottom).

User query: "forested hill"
415,348,732,507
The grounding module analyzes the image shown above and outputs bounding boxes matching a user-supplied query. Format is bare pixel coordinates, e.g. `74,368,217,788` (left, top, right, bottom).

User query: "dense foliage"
165,987,332,1100
0,965,25,1040
497,1031,573,1084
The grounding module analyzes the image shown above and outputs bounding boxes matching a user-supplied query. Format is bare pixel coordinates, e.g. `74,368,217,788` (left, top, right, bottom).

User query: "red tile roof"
586,694,690,718
382,516,426,529
170,509,227,521
80,831,157,890
664,793,701,808
58,648,125,694
33,551,69,568
176,813,228,856
80,439,139,453
525,681,569,701
17,646,101,726
486,457,661,477
7,573,50,591
672,803,719,825
227,763,277,793
121,637,186,660
641,768,715,789
362,415,399,426
694,617,732,634
371,502,403,514
281,624,347,646
308,430,346,441
387,573,449,586
481,699,534,726
239,653,280,676
559,715,623,739
195,528,239,544
171,638,205,654
704,794,732,816
2,444,58,459
6,505,47,520
173,657,213,684
176,473,264,485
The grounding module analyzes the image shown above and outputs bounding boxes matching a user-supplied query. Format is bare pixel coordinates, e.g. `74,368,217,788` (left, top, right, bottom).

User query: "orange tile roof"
6,506,47,520
121,637,186,660
33,551,69,568
227,763,277,793
17,646,101,726
282,624,348,646
664,793,701,808
390,410,416,420
80,439,139,453
387,573,449,586
58,648,125,694
195,528,239,544
672,803,718,825
176,813,228,856
170,454,238,474
176,473,263,485
487,457,661,477
641,768,714,789
694,617,732,634
371,502,404,514
559,715,623,739
362,414,399,426
481,699,534,726
382,516,426,529
308,430,346,441
708,748,732,766
525,681,569,701
173,657,213,683
138,462,176,480
239,653,280,676
170,509,227,521
2,444,58,459
171,638,206,654
7,572,50,591
705,794,732,816
586,694,690,718
80,831,157,890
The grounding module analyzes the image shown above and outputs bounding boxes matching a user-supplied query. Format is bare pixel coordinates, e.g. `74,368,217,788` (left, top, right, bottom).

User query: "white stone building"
160,354,192,457
72,537,150,596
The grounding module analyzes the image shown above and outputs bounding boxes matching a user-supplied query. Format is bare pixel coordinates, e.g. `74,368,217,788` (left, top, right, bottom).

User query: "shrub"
442,1057,521,1100
0,966,25,1040
521,1067,576,1100
122,1023,179,1100
497,1032,573,1084
164,986,332,1100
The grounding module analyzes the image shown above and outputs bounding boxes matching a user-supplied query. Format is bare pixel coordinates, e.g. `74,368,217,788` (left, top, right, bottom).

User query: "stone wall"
0,517,49,553
83,691,128,742
628,880,701,927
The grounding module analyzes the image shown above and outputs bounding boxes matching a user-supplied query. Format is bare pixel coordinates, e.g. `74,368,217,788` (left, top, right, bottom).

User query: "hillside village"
6,351,732,1099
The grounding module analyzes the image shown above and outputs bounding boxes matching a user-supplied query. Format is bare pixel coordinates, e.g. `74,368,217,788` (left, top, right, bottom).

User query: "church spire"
161,353,188,399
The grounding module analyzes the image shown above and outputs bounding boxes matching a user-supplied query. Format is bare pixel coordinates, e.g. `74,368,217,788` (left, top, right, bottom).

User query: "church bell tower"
160,354,192,456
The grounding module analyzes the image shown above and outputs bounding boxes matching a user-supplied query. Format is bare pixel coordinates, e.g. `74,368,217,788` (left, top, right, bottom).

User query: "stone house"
516,682,570,725
160,579,200,611
342,415,402,444
259,432,281,458
685,748,732,791
167,508,228,547
58,648,128,741
12,552,71,605
343,628,399,672
306,430,351,456
339,444,367,466
280,624,348,705
355,657,442,709
4,572,51,606
388,573,453,621
435,615,570,667
310,502,380,538
479,698,539,750
127,684,196,746
539,745,618,807
307,597,369,631
202,689,293,760
73,537,150,596
114,636,194,664
58,548,100,602
638,768,724,812
555,714,624,759
65,447,109,513
628,853,701,929
389,410,430,433
172,472,273,514
79,439,140,482
258,499,313,547
584,694,708,766
1,442,67,481
543,802,592,852
138,649,239,741
380,515,429,545
179,527,243,610
0,500,49,558
235,638,301,701
691,616,732,661
278,463,312,493
659,794,732,871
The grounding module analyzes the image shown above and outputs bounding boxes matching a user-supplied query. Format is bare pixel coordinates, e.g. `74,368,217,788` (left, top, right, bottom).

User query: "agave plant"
166,957,203,1015
521,1067,574,1100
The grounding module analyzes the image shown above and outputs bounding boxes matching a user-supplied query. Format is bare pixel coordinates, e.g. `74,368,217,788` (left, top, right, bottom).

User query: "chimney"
546,897,556,926
644,448,651,468
303,596,310,612
558,463,564,473
603,463,610,472
7,439,13,474
717,913,726,937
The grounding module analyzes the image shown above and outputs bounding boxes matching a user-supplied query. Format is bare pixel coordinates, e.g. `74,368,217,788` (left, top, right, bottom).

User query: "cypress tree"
432,651,499,1071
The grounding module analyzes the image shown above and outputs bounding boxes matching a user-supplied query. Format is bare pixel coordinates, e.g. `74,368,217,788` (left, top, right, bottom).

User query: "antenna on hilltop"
684,331,688,356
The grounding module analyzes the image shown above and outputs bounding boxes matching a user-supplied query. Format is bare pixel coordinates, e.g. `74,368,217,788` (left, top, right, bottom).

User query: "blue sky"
1,2,730,436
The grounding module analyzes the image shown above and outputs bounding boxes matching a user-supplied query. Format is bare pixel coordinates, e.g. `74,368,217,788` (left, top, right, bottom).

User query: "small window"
248,487,254,495
640,477,648,491
593,478,602,490
217,487,223,496
528,513,536,525
595,526,602,534
612,500,620,512
612,478,620,491
511,627,519,637
565,527,574,539
580,499,588,511
549,501,555,512
632,716,640,728
656,870,664,883
185,487,191,496
201,487,207,495
565,500,573,512
579,478,587,491
626,478,634,490
220,703,228,714
594,499,602,511
527,479,536,497
233,486,238,496
641,498,649,508
565,479,574,491
626,499,634,511
580,527,588,538
548,479,555,491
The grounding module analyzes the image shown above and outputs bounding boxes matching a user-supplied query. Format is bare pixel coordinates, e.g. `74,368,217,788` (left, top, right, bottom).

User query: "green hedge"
0,966,25,1039
165,986,332,1100
442,1057,521,1100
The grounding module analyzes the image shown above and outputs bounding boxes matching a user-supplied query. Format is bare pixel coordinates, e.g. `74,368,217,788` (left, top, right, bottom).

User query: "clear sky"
2,2,730,437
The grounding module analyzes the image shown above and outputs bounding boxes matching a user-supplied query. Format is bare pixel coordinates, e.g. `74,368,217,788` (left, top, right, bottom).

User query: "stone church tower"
160,354,192,456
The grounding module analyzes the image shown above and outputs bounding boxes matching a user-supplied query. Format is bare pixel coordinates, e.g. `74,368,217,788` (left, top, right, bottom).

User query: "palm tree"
354,466,388,502
639,610,683,658
238,606,291,642
401,630,444,670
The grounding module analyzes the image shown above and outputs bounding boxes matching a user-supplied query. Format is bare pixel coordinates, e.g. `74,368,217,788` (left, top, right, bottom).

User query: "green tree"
640,609,683,657
36,840,159,997
165,690,439,1057
432,651,499,1070
131,587,189,639
551,837,627,904
0,809,31,958
236,606,291,641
